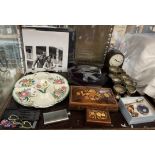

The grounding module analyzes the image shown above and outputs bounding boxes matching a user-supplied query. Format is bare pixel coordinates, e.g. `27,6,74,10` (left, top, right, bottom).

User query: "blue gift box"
118,96,155,125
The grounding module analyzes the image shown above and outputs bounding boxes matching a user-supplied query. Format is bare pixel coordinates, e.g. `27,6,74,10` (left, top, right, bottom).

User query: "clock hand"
115,59,120,62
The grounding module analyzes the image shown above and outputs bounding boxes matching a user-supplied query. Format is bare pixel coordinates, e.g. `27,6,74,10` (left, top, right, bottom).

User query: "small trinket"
109,66,121,74
111,76,122,84
0,119,16,128
43,109,70,125
20,121,32,129
8,114,19,121
121,74,130,80
126,85,136,95
137,104,149,115
130,125,134,128
113,84,126,95
1,114,33,129
121,123,127,128
126,104,139,117
108,73,115,79
124,79,133,86
86,109,111,126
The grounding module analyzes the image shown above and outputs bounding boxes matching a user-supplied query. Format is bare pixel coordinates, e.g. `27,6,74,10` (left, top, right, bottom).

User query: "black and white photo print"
47,46,63,72
25,46,33,59
27,61,33,69
22,28,69,73
31,46,47,70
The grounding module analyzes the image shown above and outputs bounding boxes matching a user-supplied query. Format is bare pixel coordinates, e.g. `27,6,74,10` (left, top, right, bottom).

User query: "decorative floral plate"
13,72,69,108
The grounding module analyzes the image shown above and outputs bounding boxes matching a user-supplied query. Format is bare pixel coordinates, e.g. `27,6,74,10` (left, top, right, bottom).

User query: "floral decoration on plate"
53,76,65,84
52,86,67,100
15,88,37,105
19,78,35,87
13,72,69,108
36,80,49,93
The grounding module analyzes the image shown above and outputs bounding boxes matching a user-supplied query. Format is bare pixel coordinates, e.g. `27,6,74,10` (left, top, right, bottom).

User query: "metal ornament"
113,84,126,99
126,85,136,95
113,84,126,94
109,66,121,74
111,76,122,84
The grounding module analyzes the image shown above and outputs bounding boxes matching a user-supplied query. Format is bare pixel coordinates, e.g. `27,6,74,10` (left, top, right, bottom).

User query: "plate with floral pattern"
13,72,69,108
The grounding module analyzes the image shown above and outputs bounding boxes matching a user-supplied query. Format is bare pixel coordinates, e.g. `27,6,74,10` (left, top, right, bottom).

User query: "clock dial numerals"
109,54,124,67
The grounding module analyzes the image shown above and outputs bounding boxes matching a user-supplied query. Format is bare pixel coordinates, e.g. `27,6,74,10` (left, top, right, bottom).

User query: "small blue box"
118,96,155,125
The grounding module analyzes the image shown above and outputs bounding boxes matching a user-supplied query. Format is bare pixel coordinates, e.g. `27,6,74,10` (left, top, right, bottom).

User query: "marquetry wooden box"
69,86,118,111
86,109,111,126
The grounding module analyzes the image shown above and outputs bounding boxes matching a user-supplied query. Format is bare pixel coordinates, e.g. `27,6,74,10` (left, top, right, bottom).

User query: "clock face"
109,54,124,67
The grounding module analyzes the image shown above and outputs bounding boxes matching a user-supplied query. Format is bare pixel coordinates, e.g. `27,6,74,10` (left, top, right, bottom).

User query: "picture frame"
71,25,113,66
21,27,75,73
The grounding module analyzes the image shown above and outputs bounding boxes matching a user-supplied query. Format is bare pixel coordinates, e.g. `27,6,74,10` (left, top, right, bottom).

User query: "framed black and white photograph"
22,27,70,73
